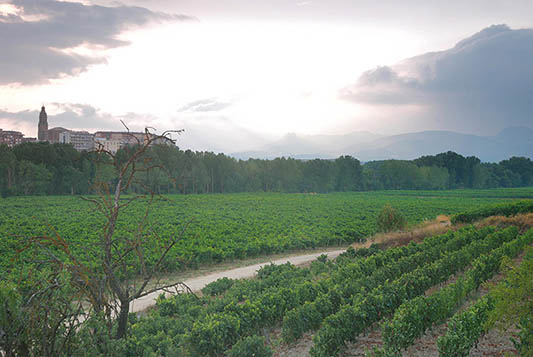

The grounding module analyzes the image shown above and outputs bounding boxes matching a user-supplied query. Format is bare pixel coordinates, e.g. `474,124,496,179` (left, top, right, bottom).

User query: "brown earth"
476,212,533,234
359,215,454,250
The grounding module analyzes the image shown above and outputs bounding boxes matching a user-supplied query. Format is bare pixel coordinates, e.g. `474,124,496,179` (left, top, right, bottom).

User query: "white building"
36,106,173,153
59,130,94,152
94,131,174,154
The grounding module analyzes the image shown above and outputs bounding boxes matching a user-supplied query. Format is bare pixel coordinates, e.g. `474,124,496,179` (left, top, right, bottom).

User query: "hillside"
232,126,533,162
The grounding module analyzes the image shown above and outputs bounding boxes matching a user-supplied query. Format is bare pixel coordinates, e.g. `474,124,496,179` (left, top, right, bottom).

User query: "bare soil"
362,216,453,250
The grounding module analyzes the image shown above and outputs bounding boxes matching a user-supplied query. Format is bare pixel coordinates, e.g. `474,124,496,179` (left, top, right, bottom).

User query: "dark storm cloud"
0,0,194,85
341,25,533,133
0,107,37,124
178,98,233,112
340,66,422,105
50,103,120,129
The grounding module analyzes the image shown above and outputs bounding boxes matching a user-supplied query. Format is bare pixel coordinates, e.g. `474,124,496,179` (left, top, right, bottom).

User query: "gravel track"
130,249,347,313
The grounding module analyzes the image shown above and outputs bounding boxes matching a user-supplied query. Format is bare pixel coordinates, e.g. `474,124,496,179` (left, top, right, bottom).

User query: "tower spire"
38,105,48,142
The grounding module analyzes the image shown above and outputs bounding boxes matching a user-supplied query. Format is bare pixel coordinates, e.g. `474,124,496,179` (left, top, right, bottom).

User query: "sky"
1,0,532,153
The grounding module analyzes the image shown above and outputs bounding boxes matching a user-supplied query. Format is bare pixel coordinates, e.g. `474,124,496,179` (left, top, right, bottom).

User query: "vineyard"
1,188,532,276
1,189,533,356
115,199,533,356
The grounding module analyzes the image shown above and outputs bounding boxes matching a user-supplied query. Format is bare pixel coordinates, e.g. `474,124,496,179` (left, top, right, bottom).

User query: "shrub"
487,245,533,356
227,335,273,357
376,204,407,232
451,200,533,224
189,313,241,356
202,277,235,296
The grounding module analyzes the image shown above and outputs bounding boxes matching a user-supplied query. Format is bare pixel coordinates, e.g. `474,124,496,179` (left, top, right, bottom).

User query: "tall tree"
334,155,362,191
500,157,533,186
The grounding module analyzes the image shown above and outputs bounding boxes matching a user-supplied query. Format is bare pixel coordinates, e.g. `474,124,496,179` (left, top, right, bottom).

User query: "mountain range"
231,126,533,163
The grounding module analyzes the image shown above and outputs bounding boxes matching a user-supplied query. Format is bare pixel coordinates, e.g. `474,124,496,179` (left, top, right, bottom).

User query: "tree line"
0,142,532,197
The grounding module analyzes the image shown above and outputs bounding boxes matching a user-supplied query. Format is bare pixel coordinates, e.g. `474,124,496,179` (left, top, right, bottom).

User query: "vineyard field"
1,188,532,275
1,189,533,356
123,223,533,356
2,188,533,273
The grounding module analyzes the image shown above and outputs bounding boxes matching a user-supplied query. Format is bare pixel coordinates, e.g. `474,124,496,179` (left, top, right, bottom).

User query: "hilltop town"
1,106,173,153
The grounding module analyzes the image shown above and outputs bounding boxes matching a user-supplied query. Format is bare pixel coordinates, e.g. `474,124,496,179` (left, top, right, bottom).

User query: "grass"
359,214,454,249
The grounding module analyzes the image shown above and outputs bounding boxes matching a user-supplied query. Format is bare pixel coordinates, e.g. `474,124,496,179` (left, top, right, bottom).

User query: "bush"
376,204,407,232
487,245,533,356
189,313,241,356
452,200,533,224
227,335,273,357
202,277,235,296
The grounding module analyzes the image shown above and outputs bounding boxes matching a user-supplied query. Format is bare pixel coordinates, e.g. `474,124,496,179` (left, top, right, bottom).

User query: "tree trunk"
115,299,129,339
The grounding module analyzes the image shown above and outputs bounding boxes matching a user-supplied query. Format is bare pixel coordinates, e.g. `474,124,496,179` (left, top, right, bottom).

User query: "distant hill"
232,131,382,160
232,127,533,162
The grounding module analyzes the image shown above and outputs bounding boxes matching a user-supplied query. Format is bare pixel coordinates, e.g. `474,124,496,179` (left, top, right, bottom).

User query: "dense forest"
0,142,532,196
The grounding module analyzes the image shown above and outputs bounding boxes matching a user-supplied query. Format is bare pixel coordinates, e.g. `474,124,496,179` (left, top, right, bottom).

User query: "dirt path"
130,219,454,314
130,248,347,313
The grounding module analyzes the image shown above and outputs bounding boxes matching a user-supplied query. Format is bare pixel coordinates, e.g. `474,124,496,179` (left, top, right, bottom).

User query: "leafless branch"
18,124,190,346
135,281,196,300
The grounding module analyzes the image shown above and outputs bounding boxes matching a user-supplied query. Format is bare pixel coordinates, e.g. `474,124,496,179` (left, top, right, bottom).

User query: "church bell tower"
38,106,48,142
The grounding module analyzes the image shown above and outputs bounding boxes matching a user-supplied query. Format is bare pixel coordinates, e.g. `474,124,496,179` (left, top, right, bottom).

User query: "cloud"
341,25,533,134
340,66,422,105
0,100,273,153
177,98,233,112
0,102,265,152
0,103,158,136
168,115,271,153
0,0,194,85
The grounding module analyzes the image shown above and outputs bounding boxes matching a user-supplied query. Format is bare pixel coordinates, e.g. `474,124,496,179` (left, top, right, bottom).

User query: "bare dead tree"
81,126,196,339
12,126,196,344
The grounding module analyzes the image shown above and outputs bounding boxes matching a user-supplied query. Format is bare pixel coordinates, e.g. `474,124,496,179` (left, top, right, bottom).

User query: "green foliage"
0,270,91,356
316,253,328,263
2,191,533,356
309,227,523,357
122,238,380,355
437,295,495,357
487,244,533,356
364,160,450,190
227,335,273,357
452,199,533,224
376,204,407,232
0,142,91,196
4,190,525,277
2,142,533,197
437,236,533,357
156,293,205,317
500,157,533,187
0,281,25,355
189,313,241,356
414,151,481,188
4,220,520,357
113,222,530,357
202,277,235,296
281,226,490,344
381,226,529,354
282,301,323,343
73,314,128,357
